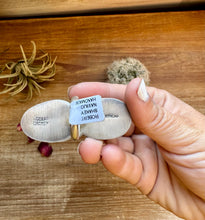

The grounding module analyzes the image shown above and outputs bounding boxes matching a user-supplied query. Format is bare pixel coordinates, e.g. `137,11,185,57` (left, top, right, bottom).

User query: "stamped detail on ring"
69,95,105,125
33,116,49,126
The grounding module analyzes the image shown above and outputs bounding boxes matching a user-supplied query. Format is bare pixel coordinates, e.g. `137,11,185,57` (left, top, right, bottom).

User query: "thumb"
125,78,201,153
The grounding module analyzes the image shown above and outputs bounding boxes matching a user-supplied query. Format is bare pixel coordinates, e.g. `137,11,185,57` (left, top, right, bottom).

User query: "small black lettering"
105,114,119,118
76,97,97,105
81,103,97,109
81,108,98,115
81,114,99,121
33,116,49,126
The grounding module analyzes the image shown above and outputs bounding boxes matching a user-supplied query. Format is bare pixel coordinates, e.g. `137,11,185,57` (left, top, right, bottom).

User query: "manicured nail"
137,79,149,102
67,86,74,98
77,141,82,154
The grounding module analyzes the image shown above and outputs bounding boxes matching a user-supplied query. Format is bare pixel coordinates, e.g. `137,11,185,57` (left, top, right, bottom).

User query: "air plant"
0,41,57,101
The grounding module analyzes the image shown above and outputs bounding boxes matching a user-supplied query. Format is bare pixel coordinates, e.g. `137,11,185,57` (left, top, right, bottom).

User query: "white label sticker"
69,95,105,125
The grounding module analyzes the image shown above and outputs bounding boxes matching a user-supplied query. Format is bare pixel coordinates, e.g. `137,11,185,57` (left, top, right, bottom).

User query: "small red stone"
17,123,22,131
38,142,53,157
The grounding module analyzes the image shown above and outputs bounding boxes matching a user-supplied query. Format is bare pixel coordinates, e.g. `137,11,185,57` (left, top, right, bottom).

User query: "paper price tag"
69,95,105,125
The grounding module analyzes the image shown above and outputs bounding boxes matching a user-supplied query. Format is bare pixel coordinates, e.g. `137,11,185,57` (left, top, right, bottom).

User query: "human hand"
68,78,205,220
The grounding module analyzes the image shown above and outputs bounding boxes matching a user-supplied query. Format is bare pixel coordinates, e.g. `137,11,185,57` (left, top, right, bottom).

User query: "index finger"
68,82,126,101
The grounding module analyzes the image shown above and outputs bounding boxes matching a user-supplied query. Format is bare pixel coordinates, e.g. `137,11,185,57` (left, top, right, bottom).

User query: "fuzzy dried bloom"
107,57,150,85
0,41,57,101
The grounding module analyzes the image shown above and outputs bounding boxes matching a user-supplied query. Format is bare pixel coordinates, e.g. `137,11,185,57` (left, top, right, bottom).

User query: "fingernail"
77,141,82,155
84,137,104,146
67,86,74,98
137,79,149,102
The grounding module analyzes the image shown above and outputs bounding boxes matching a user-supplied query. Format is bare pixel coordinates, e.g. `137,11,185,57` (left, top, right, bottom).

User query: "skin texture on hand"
68,78,205,220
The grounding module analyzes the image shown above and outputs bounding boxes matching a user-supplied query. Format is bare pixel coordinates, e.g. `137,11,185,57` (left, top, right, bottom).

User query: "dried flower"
17,123,22,131
38,142,53,157
17,122,34,142
0,41,57,101
107,57,150,85
27,136,34,144
17,122,52,157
